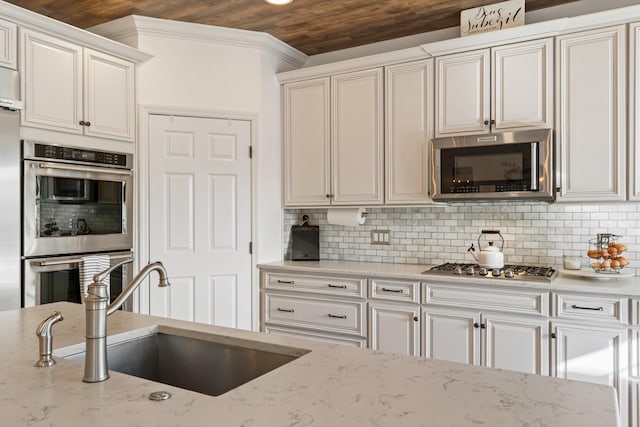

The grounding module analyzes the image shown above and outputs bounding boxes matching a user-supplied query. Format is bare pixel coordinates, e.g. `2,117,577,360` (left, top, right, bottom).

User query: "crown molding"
89,15,307,69
0,0,151,63
277,46,428,83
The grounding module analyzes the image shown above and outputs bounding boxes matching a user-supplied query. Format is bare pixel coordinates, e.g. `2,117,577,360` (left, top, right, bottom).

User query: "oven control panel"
32,143,129,168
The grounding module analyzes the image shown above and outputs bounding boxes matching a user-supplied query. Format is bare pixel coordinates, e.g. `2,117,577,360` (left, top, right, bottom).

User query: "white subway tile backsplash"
283,201,640,275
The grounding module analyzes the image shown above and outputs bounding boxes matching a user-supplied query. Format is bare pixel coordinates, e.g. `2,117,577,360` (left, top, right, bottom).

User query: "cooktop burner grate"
424,262,556,282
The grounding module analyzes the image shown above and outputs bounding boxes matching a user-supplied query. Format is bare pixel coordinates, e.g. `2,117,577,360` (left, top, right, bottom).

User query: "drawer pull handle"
277,280,295,285
277,308,294,313
328,314,347,319
328,284,347,289
381,288,403,293
571,304,604,311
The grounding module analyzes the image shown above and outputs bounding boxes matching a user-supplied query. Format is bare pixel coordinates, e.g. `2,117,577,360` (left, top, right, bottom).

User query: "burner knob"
478,267,488,276
466,266,475,275
491,268,501,277
504,269,515,278
453,266,463,275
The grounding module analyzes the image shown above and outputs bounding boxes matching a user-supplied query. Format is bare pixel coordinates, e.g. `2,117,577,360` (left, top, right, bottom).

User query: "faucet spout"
107,261,171,316
83,261,171,383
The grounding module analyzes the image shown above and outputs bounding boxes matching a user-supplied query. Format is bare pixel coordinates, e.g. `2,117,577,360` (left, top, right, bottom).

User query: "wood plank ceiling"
5,0,580,55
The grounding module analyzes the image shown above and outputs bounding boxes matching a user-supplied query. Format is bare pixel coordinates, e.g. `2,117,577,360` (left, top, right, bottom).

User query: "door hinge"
249,146,253,158
249,241,253,254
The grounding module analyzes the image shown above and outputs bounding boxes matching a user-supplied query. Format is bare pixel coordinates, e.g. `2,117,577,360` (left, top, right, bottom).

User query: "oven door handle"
37,253,133,267
33,162,132,176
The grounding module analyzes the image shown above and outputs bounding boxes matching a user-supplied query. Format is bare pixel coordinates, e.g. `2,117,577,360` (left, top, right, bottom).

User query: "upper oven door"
23,160,133,257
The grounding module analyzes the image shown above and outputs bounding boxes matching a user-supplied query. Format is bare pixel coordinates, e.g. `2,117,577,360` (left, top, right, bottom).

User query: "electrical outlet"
371,229,391,245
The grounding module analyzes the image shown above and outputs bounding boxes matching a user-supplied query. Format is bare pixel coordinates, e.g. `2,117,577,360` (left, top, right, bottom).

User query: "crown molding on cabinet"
277,46,427,83
89,15,308,70
0,0,151,63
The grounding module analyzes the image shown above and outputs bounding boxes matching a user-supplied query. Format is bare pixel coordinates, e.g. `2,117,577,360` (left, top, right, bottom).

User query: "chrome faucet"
83,260,171,383
34,310,64,367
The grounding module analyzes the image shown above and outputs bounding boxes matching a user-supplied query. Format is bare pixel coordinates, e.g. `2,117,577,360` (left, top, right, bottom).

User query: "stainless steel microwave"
430,129,553,201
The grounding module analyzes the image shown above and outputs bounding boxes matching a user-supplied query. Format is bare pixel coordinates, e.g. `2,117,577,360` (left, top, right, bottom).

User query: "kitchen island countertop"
0,302,618,426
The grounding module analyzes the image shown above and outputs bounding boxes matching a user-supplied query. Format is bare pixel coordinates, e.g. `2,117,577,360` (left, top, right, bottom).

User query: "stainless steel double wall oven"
22,141,134,307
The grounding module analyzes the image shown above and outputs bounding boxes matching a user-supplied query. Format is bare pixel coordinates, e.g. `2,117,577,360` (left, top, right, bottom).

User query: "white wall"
90,16,304,326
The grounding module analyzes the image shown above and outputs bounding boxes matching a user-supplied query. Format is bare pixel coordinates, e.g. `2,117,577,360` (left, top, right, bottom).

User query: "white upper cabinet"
83,48,135,141
21,29,135,142
385,59,434,204
555,25,626,202
435,38,552,137
21,29,83,133
492,38,553,131
0,18,17,70
630,22,640,201
436,49,489,136
330,68,384,205
282,77,331,206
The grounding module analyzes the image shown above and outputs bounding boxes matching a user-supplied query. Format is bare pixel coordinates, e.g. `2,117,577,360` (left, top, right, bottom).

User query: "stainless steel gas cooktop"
423,263,556,282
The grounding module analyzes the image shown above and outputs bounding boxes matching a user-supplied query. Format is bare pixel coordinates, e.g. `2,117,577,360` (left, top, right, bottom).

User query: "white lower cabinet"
369,302,420,356
422,306,480,365
260,270,367,346
422,305,548,375
550,321,628,426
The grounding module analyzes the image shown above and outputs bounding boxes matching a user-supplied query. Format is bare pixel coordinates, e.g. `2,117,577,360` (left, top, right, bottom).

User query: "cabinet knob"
551,333,557,339
490,119,495,125
79,120,86,126
325,194,333,199
413,316,418,322
85,121,91,127
555,187,561,193
483,120,490,126
473,322,480,328
480,323,486,329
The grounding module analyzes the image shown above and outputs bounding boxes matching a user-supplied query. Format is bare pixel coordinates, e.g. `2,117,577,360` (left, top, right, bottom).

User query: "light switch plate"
371,229,391,245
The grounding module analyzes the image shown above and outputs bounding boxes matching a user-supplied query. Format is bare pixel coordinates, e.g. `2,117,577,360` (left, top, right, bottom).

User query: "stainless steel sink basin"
61,327,308,397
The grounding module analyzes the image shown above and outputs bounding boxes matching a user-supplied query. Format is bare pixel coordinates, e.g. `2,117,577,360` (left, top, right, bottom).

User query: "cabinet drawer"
370,279,420,303
554,293,628,325
264,325,366,348
423,283,549,316
265,272,366,297
264,293,366,336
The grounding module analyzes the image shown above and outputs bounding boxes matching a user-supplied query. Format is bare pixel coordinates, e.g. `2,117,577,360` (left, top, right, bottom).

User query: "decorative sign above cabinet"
460,0,525,37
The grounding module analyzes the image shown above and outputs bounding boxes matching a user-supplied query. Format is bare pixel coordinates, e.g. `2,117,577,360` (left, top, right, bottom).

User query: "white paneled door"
148,114,252,329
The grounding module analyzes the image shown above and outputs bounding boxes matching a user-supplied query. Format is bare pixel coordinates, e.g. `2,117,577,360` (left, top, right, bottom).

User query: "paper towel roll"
326,208,367,227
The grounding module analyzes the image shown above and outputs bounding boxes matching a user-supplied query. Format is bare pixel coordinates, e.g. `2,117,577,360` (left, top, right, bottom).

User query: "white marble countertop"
259,260,640,296
1,303,618,426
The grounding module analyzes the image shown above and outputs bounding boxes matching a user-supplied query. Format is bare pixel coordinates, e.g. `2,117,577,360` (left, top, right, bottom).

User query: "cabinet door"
483,312,549,375
0,18,17,70
283,78,331,206
556,26,626,202
369,302,420,356
435,49,490,137
422,306,480,365
84,49,135,141
551,321,627,425
331,68,384,205
385,59,433,204
492,38,552,131
21,29,83,133
630,22,640,200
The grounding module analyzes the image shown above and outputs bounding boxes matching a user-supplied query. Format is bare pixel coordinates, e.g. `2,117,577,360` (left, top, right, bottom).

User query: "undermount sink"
58,326,309,397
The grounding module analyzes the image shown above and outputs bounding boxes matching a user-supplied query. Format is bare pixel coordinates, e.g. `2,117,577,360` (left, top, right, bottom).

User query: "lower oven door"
23,251,133,309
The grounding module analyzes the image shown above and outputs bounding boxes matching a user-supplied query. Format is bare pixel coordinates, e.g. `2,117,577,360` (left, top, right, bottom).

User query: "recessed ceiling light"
265,0,293,4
